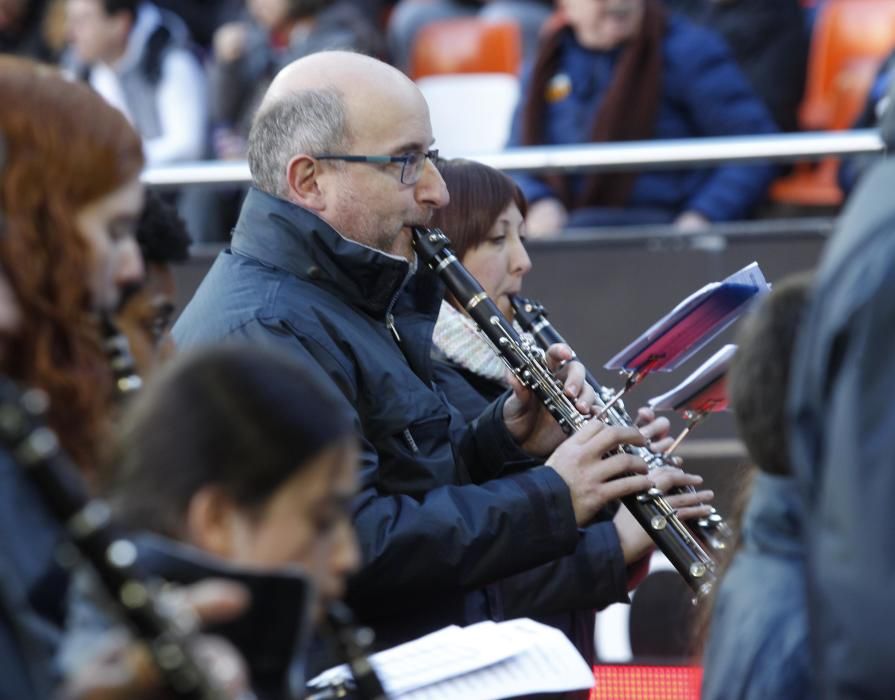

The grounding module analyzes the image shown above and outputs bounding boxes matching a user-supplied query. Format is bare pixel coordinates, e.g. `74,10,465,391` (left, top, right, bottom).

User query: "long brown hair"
0,56,145,472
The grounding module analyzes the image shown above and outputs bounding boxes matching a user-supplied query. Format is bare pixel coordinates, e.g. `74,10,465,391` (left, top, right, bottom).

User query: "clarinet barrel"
412,227,716,598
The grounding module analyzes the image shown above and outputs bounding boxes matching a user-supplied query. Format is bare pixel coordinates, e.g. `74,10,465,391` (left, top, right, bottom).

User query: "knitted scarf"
432,301,512,386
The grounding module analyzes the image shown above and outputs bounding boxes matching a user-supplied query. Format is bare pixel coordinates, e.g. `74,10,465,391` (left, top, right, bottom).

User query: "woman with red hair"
0,55,145,471
0,54,146,697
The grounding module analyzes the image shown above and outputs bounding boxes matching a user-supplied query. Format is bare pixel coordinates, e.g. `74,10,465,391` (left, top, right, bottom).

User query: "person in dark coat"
788,156,895,699
209,0,384,160
508,0,779,236
701,273,814,700
697,0,807,133
428,158,685,672
172,50,715,658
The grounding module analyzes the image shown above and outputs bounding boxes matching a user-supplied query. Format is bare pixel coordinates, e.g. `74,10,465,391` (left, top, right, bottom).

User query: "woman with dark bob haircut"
62,344,361,698
101,343,361,616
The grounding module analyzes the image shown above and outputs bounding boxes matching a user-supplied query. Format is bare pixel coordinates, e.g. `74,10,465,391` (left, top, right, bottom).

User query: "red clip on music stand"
647,344,736,455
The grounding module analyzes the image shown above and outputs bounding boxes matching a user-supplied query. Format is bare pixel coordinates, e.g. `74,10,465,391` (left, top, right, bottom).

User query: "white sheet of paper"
308,618,594,699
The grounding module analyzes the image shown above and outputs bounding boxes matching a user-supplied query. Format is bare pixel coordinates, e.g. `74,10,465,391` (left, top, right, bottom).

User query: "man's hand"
613,466,714,564
545,418,653,526
62,580,252,700
503,343,596,456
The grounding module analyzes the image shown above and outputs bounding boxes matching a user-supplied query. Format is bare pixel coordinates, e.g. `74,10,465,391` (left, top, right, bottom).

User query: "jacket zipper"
385,312,401,343
384,263,413,345
402,428,419,453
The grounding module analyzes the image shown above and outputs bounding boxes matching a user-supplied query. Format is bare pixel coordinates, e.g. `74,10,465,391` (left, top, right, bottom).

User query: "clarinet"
0,379,231,700
307,602,390,700
101,314,143,397
510,295,734,554
412,227,716,598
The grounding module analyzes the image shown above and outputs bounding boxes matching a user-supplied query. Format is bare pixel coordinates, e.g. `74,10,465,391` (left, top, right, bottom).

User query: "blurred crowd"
0,0,884,241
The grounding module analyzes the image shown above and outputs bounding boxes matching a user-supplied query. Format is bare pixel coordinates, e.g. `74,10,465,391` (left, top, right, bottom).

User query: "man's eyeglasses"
315,149,439,185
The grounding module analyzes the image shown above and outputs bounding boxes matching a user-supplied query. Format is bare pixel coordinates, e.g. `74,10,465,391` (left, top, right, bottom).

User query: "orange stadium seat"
410,19,524,156
771,0,895,208
409,18,522,80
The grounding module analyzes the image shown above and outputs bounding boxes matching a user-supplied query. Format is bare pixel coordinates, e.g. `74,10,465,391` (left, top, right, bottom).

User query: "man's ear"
285,154,327,211
185,485,239,559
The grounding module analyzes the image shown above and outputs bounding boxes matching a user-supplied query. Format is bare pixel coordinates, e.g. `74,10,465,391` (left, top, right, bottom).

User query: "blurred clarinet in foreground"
412,227,716,599
510,295,733,554
307,601,390,700
101,314,143,397
0,379,230,700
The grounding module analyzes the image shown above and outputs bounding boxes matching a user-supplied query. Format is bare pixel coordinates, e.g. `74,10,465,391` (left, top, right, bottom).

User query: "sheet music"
308,618,594,699
605,262,769,373
648,344,737,412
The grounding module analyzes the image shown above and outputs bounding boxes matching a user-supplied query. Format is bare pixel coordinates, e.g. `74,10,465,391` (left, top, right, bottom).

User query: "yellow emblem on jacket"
545,73,572,103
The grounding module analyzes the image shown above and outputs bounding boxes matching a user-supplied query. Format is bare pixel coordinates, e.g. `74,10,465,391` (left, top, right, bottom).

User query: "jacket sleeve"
234,319,583,608
456,395,542,483
673,26,779,221
498,521,630,617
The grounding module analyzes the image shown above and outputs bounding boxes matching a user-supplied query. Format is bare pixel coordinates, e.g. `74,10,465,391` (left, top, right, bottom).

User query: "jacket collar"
231,187,414,317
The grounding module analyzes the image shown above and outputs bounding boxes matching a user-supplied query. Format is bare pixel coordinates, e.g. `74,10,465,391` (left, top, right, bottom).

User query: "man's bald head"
248,52,424,199
261,51,416,114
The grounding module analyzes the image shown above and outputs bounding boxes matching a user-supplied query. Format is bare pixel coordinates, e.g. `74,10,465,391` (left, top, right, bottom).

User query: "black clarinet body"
0,380,227,700
412,227,716,598
100,314,143,397
510,296,734,554
312,602,389,700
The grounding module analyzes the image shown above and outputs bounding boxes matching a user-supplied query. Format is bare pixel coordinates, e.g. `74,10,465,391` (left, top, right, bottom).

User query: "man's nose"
415,157,450,209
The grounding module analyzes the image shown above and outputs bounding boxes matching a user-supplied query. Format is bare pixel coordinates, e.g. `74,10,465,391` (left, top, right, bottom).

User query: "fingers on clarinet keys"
547,424,651,526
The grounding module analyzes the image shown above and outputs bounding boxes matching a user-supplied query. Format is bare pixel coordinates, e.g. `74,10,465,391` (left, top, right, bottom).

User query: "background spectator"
64,0,209,166
838,47,895,195
0,0,58,60
210,0,384,161
696,0,808,133
508,0,779,236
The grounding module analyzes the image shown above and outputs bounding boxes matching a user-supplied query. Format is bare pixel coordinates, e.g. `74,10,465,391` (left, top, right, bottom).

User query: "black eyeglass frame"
314,149,439,185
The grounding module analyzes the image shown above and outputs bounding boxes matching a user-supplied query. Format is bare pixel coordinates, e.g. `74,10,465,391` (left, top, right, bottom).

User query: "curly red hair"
0,57,144,473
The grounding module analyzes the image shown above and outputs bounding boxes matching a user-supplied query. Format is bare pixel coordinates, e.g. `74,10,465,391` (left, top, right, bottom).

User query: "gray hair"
247,88,349,198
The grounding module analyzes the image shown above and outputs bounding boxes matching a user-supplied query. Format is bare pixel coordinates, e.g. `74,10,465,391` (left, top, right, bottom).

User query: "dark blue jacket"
507,15,779,223
700,473,813,700
172,188,631,649
0,449,64,700
787,158,895,699
433,359,606,671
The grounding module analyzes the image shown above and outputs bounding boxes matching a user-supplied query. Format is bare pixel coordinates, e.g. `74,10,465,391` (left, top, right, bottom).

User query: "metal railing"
143,129,886,188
